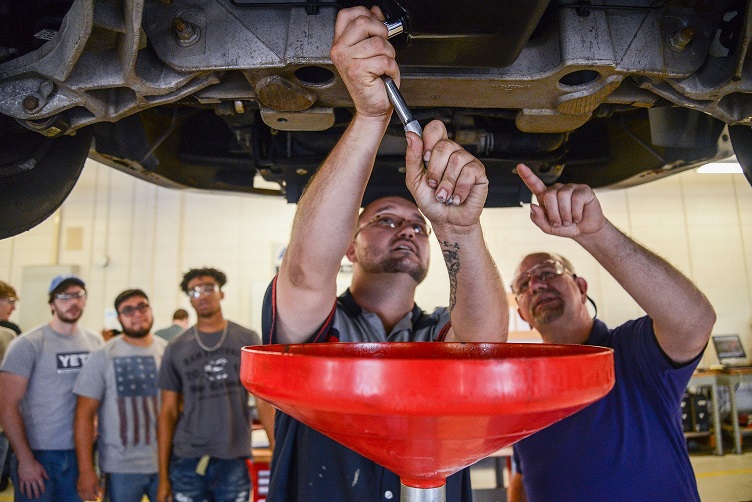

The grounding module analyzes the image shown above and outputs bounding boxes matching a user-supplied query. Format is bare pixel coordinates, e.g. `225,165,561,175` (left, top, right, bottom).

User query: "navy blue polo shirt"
513,317,702,501
261,278,472,501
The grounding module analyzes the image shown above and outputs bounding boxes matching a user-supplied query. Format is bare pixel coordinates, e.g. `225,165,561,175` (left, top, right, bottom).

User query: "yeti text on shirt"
57,351,91,373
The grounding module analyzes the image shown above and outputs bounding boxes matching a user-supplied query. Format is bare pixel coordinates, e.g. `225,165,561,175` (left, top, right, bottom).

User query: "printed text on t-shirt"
56,351,90,373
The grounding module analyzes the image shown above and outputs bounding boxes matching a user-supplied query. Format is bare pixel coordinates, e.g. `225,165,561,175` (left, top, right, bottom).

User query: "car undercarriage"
1,0,751,238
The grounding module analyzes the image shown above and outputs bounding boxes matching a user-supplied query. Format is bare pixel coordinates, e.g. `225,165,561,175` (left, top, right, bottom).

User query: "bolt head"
22,95,39,111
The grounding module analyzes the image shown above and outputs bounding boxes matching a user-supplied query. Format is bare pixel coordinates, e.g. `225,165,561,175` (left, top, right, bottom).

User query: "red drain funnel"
241,342,614,489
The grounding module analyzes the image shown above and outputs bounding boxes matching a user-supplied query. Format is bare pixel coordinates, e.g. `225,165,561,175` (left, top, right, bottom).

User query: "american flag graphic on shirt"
114,356,159,448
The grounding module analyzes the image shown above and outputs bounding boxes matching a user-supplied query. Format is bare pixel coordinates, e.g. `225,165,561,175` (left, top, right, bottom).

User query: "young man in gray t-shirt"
74,289,167,502
156,267,273,502
0,274,102,502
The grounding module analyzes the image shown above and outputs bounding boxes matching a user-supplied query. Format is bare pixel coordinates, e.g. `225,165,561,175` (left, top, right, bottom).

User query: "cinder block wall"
1,159,750,375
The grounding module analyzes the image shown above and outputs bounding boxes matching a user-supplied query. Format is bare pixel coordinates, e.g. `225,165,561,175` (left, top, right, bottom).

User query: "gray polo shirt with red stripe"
261,277,471,502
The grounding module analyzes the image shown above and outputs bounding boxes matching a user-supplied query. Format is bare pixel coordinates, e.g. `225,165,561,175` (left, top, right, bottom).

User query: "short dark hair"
180,267,227,294
173,308,189,321
114,289,149,312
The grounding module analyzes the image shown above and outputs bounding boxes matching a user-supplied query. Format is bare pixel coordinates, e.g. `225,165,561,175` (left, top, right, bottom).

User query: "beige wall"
1,159,750,368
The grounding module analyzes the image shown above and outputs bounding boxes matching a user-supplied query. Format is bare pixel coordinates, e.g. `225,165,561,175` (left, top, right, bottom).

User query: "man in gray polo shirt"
0,275,102,502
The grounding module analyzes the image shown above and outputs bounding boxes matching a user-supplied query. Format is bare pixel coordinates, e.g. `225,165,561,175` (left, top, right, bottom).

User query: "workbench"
688,369,724,455
715,367,752,454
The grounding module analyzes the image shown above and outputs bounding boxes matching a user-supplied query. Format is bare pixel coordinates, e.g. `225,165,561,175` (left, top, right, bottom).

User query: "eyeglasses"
187,284,219,299
354,213,431,238
54,290,87,301
511,259,573,296
118,303,151,317
0,297,16,305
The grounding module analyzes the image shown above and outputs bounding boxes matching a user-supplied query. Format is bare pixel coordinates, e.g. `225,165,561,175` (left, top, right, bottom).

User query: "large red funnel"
241,342,613,490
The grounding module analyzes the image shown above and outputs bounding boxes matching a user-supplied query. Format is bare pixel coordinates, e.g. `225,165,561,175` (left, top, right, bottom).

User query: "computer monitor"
712,334,747,365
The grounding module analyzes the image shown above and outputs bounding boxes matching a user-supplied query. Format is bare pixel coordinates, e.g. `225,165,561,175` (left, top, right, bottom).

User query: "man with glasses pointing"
507,164,716,502
156,267,273,502
0,274,103,502
74,288,166,502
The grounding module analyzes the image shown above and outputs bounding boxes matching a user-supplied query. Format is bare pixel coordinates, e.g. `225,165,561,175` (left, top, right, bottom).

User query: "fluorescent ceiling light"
696,158,744,174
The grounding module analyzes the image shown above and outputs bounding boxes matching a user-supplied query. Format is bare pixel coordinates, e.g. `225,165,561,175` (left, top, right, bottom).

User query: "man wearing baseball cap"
0,274,103,502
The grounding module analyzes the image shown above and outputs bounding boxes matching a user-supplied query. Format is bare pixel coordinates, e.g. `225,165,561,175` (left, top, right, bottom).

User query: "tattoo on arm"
441,241,461,310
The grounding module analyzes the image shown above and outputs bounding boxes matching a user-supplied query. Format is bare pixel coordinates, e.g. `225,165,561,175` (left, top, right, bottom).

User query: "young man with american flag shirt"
74,289,167,502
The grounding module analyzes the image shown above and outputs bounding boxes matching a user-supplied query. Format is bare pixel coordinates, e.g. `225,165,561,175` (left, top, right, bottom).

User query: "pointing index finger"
516,163,547,197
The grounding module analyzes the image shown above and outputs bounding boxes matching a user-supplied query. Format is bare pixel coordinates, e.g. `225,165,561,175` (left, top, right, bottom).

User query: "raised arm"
275,6,397,343
517,163,715,363
405,121,508,342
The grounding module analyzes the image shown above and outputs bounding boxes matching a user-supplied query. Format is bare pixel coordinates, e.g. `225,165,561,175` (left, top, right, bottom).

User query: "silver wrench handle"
382,76,422,137
381,19,422,136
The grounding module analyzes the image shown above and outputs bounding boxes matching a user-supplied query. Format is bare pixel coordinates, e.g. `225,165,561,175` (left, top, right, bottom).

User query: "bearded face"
527,288,566,325
116,298,154,339
356,233,428,283
54,304,84,324
50,287,87,325
351,198,431,284
121,320,153,338
513,254,590,343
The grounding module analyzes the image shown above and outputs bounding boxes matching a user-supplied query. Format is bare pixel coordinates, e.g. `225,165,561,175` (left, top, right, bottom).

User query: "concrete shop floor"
0,451,750,501
468,450,752,502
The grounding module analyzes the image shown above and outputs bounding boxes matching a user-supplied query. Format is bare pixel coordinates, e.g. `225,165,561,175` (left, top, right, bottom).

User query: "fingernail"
436,189,447,203
452,196,461,205
406,136,413,148
423,151,431,163
428,179,438,188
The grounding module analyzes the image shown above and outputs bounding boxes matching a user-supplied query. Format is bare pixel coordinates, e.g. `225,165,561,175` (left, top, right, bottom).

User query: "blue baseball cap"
48,274,85,294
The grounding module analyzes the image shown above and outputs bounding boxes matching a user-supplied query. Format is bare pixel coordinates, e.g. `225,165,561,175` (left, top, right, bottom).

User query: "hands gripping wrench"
381,18,422,137
381,17,457,201
382,17,457,202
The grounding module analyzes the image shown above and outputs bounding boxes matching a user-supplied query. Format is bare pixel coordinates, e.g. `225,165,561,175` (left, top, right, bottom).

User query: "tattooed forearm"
441,241,461,310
